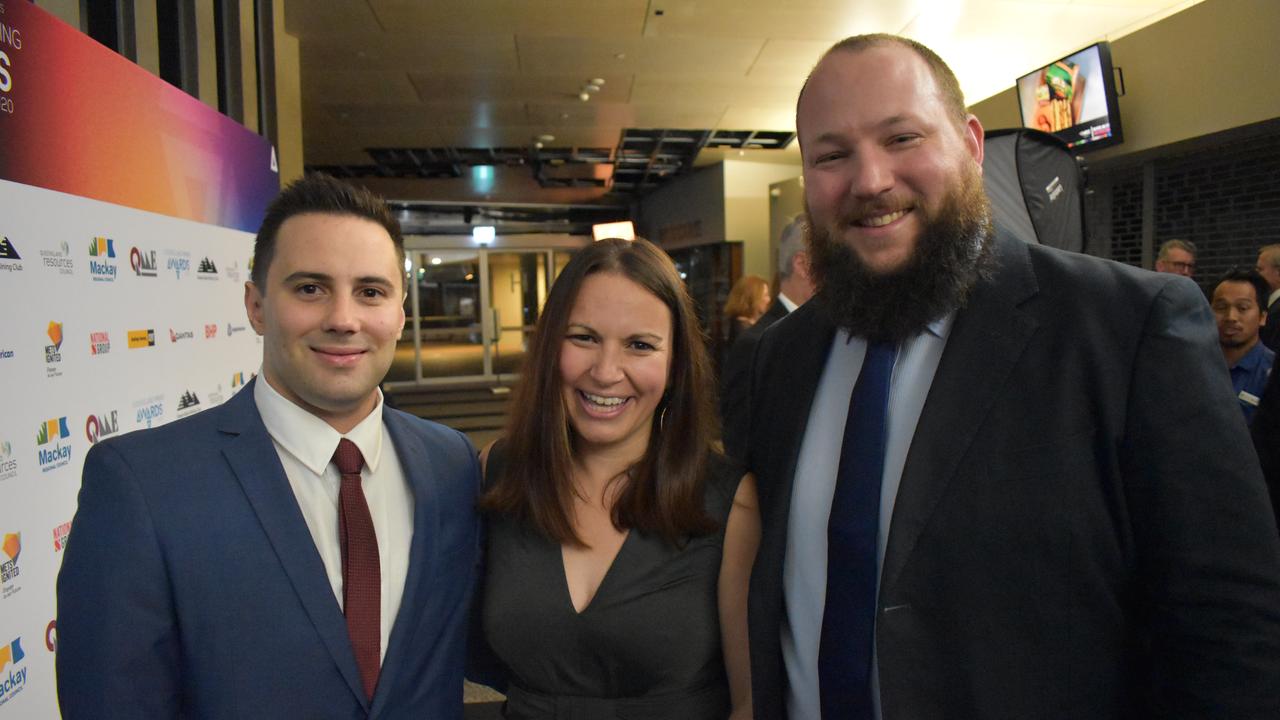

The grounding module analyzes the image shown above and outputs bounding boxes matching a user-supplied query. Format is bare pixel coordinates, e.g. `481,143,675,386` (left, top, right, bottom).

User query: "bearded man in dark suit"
744,34,1280,720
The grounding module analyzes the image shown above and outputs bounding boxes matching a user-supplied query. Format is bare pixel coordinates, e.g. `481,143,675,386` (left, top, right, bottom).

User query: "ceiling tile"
517,35,764,75
283,0,384,37
408,73,632,104
368,0,647,36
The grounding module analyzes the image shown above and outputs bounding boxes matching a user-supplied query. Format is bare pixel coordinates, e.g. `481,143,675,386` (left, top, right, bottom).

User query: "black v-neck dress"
480,442,744,720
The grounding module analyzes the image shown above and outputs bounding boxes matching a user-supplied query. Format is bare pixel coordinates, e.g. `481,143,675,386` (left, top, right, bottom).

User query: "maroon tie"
332,438,381,700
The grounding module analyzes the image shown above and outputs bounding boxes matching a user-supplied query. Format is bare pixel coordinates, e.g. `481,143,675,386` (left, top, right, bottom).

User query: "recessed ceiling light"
579,92,591,102
614,53,626,60
538,134,556,143
590,78,606,86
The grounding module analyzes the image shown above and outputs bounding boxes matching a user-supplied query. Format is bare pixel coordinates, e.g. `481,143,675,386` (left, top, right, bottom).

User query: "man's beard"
807,166,996,344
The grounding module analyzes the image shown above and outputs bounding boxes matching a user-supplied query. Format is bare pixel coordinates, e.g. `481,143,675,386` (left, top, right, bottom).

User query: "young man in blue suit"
57,175,482,718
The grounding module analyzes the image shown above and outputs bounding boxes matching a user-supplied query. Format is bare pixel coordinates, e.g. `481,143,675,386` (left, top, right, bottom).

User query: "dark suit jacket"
1263,297,1280,352
720,298,789,460
745,233,1280,719
1250,367,1280,530
56,378,482,719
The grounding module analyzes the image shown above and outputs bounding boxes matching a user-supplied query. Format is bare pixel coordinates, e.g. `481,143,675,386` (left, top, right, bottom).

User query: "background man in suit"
57,175,481,719
720,215,815,458
744,34,1280,719
1256,244,1280,350
1154,238,1197,278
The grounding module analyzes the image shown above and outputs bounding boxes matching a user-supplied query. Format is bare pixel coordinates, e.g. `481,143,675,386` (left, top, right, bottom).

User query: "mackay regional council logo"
45,321,64,378
36,418,71,473
1,533,21,600
0,236,23,272
130,245,158,277
0,636,28,708
88,236,118,282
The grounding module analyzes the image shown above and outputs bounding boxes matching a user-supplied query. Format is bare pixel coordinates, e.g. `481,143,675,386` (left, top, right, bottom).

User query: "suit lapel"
217,381,370,710
880,236,1041,595
370,409,441,714
756,302,837,556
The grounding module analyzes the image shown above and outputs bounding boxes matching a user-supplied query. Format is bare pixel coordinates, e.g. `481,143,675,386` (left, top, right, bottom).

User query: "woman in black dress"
474,238,759,720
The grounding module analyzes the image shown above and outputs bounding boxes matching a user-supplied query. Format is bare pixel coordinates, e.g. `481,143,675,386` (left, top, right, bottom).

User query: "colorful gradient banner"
0,1,278,231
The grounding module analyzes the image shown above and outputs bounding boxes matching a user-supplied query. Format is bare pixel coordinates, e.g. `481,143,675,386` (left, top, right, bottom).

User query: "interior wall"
968,0,1280,161
723,159,803,281
33,0,78,28
636,164,727,251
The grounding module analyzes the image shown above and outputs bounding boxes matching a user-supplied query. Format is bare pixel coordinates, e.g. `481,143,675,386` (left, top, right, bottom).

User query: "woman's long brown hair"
479,237,719,546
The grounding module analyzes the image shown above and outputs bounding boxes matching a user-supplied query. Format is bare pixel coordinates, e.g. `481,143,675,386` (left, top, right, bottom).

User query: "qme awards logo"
0,637,28,707
87,236,118,282
130,245,158,277
44,321,64,378
85,410,120,444
1,533,21,600
36,417,71,473
197,256,219,280
0,236,23,272
127,328,156,349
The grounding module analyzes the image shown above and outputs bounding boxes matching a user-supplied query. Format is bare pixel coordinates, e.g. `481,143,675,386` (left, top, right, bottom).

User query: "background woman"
723,274,770,349
475,238,759,720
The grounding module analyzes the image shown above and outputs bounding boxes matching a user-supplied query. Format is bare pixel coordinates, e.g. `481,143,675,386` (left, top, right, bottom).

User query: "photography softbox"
982,128,1086,253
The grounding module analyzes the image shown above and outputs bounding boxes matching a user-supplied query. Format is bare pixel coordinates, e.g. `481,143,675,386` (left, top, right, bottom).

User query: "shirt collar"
778,292,799,313
254,373,385,475
1233,341,1271,372
839,311,955,346
1269,288,1280,308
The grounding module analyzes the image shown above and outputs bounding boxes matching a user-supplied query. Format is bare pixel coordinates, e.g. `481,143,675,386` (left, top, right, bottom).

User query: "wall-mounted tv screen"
1016,42,1123,152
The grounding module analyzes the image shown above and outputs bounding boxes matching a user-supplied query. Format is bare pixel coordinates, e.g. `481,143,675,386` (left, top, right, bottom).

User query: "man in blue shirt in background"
1212,268,1275,424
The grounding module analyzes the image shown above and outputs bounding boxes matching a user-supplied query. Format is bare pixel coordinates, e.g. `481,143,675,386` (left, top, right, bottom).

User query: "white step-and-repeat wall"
0,3,279,715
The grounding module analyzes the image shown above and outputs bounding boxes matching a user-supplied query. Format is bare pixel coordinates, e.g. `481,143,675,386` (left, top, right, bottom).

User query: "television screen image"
1017,42,1123,151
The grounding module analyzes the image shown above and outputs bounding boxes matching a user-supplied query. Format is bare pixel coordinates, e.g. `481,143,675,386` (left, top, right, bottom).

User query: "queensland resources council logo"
197,256,219,280
89,330,111,355
0,236,24,272
130,245,158,277
0,637,28,707
88,236,118,282
177,390,202,417
52,521,71,553
37,418,72,473
0,441,17,483
134,394,164,429
40,240,74,275
128,328,156,349
85,410,120,444
1,533,21,600
166,249,191,279
45,321,64,378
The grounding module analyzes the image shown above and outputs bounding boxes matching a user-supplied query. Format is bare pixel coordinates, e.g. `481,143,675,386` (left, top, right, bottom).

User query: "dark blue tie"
819,340,897,719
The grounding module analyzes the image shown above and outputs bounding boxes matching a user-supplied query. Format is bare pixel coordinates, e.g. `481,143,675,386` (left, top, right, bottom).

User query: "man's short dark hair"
251,173,405,288
1215,268,1270,309
798,34,969,129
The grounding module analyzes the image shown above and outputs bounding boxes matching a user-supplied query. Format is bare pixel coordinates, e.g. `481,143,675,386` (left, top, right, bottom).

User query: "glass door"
392,243,571,387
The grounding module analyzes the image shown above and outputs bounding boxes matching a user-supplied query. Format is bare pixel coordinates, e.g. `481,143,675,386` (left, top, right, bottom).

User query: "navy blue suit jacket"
56,379,482,719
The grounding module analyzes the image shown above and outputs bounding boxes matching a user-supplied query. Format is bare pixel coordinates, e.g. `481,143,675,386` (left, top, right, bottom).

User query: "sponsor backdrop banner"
0,3,276,715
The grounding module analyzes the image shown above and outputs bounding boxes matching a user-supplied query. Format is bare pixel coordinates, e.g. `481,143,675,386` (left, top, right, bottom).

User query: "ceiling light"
472,226,496,245
579,92,590,102
537,134,555,143
430,257,443,266
614,53,626,60
534,141,544,150
584,83,601,93
591,78,606,86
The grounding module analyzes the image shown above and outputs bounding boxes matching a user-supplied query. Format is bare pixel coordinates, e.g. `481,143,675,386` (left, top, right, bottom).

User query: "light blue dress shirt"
782,314,953,720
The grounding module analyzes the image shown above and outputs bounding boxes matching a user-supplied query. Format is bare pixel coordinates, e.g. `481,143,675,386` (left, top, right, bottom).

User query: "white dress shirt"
782,314,953,720
255,377,415,661
778,292,800,313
